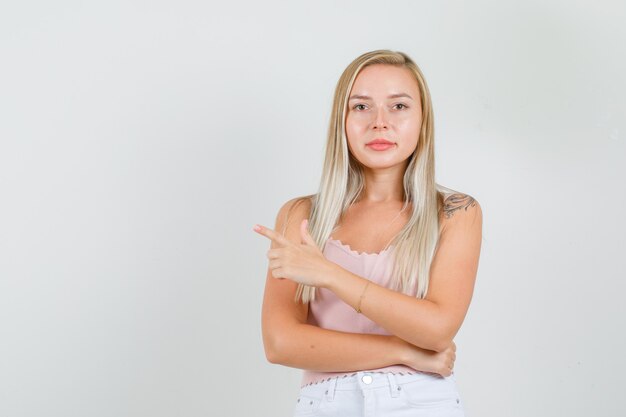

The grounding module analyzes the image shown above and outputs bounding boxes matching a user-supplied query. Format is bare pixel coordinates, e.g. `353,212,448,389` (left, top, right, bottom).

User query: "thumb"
300,219,316,246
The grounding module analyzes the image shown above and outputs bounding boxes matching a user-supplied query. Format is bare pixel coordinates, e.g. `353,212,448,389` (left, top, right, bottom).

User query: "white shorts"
293,370,465,417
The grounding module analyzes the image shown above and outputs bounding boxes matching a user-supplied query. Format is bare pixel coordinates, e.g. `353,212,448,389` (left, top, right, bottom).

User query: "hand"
253,219,335,288
402,339,456,377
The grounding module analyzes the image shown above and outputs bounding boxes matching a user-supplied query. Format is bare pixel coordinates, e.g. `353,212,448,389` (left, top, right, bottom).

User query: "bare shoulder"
275,194,314,238
442,193,479,219
439,192,482,233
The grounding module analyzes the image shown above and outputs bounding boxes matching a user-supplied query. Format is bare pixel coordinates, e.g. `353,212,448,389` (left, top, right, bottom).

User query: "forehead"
351,64,420,97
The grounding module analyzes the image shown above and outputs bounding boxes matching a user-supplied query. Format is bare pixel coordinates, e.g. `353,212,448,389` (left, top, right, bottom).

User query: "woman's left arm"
324,198,483,352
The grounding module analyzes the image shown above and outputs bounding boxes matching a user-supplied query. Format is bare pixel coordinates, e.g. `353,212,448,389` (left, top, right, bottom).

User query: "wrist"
389,335,410,366
319,260,341,289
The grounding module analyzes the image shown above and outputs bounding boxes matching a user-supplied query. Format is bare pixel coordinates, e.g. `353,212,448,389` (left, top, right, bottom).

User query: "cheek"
346,134,360,156
396,119,421,150
399,115,422,135
344,125,356,152
346,114,363,130
345,116,364,143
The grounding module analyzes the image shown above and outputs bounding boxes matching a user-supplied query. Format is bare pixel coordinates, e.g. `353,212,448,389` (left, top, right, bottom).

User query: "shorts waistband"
299,371,455,402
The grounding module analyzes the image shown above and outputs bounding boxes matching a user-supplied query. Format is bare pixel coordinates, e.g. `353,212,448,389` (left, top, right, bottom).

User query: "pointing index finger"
253,224,290,247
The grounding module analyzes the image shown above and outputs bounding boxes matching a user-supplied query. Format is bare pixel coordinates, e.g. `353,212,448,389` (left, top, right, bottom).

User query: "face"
345,64,422,170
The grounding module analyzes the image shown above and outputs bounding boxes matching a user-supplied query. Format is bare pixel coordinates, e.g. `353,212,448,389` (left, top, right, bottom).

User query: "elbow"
263,333,284,364
431,328,456,353
432,337,453,353
263,322,303,364
428,307,458,352
263,320,305,364
266,350,281,365
266,348,282,365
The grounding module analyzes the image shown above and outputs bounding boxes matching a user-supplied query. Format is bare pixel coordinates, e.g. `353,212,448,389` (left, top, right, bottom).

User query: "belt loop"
387,373,400,398
326,377,338,401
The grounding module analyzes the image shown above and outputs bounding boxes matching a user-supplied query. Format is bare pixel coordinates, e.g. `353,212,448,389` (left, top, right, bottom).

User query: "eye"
394,103,408,110
352,104,367,111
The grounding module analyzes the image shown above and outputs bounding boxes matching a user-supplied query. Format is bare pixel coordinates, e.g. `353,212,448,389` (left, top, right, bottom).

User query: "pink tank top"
300,237,419,387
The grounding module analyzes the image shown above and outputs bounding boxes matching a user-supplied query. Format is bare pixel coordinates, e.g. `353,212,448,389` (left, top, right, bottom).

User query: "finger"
268,259,282,271
253,224,291,247
300,219,316,246
271,267,286,280
266,248,281,259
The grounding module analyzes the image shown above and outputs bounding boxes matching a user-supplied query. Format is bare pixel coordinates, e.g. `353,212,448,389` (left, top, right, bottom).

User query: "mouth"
366,138,396,151
366,138,395,145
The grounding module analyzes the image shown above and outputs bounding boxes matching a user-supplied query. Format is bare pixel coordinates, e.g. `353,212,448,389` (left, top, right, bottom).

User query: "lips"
366,139,395,151
366,138,394,145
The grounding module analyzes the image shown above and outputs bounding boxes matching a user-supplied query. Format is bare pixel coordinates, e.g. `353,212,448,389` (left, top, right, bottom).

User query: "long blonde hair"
292,49,458,303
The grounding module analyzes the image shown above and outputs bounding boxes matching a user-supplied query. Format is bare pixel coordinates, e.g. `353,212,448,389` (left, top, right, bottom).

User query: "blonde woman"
254,49,482,416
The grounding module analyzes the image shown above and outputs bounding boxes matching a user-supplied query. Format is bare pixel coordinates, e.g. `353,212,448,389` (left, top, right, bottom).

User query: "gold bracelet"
355,280,370,314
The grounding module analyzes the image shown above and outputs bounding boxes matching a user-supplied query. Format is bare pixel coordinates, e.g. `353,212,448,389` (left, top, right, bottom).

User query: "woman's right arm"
260,197,454,375
267,321,448,375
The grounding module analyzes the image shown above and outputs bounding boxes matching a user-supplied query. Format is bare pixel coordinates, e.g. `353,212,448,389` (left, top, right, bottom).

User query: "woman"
254,49,482,416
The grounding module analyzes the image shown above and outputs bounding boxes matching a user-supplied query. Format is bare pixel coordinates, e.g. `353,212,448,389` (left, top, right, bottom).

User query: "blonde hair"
291,49,461,303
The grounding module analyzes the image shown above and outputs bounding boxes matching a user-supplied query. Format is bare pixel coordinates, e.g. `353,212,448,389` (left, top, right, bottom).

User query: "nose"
372,106,388,130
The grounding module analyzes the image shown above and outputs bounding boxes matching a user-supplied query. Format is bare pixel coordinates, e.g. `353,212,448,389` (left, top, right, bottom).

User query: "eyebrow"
348,93,414,101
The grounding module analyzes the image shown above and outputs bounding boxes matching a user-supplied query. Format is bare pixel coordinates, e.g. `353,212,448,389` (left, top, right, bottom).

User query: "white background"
1,1,625,416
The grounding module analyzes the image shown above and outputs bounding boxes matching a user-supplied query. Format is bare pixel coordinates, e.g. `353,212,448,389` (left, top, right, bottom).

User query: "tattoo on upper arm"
442,193,477,219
